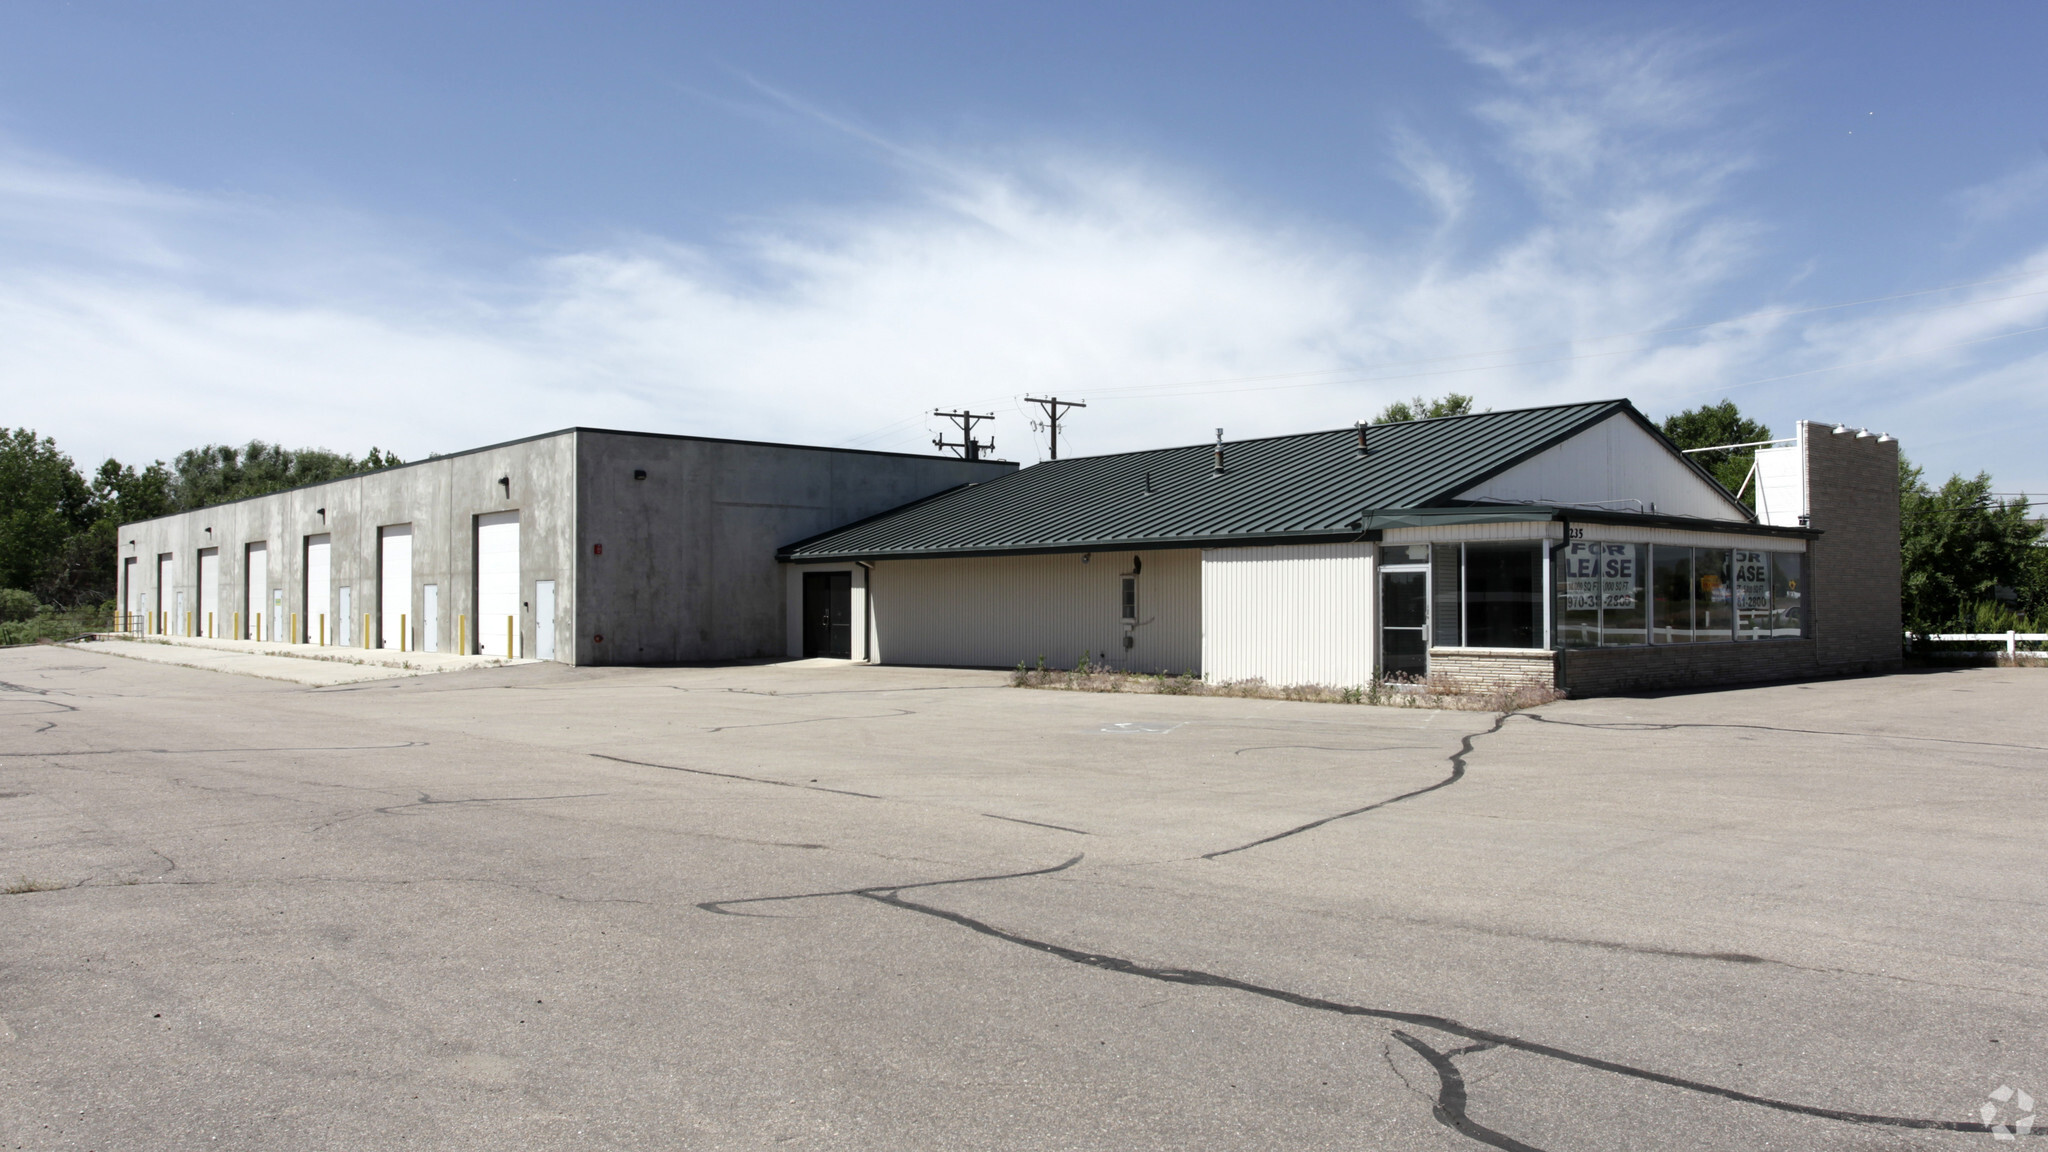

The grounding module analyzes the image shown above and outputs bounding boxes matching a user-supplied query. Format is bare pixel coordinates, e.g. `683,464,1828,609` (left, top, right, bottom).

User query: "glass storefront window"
1733,548,1772,640
1695,549,1733,640
1651,545,1695,644
1464,542,1542,648
1770,552,1804,638
1557,541,1644,648
1379,544,1429,566
1558,541,1799,647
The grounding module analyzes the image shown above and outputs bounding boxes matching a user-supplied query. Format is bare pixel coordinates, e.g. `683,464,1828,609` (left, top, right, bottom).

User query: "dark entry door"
802,571,853,658
1379,568,1429,681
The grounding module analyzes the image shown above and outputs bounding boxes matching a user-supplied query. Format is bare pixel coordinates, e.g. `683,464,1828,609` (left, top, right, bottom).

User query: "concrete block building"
117,400,1901,695
116,429,1012,665
781,401,1902,694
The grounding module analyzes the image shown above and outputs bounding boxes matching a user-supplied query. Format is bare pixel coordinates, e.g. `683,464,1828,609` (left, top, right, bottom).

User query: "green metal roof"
780,399,1758,561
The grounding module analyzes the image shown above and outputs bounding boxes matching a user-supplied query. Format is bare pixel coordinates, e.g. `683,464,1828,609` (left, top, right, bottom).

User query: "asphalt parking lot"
2,646,2043,1151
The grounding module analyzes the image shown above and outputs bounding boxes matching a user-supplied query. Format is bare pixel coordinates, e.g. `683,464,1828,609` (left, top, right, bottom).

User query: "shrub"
0,588,40,623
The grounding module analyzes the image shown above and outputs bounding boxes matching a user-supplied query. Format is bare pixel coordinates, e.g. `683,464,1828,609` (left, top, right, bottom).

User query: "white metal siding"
304,536,330,644
245,543,268,640
378,526,411,650
1752,443,1805,527
197,549,220,637
1202,543,1374,688
870,549,1199,673
476,512,520,657
1456,413,1748,521
1383,522,1561,544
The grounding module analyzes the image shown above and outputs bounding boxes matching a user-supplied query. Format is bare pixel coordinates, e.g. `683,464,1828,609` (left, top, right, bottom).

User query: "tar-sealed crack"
591,752,884,799
699,855,2020,1145
1202,713,1510,859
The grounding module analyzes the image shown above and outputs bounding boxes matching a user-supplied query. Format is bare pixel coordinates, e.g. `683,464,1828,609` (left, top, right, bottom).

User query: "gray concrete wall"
117,432,577,659
573,432,1013,665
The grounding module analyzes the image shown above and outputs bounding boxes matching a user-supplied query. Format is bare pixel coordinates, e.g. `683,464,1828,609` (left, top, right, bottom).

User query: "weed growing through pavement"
4,876,66,895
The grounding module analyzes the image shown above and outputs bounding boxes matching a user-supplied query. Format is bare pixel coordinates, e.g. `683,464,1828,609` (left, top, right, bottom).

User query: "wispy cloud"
1,10,2044,490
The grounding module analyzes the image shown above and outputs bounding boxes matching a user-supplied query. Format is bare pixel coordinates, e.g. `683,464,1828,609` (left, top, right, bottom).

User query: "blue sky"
3,1,2045,491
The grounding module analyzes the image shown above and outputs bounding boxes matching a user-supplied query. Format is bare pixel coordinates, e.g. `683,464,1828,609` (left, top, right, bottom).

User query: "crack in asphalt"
1520,711,2048,753
591,752,884,799
1201,713,1509,859
699,855,2011,1142
703,708,915,733
1389,1031,1545,1151
0,741,428,758
375,792,610,815
983,813,1090,835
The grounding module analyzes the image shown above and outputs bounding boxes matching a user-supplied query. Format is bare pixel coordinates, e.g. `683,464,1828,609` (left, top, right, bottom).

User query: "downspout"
855,561,874,663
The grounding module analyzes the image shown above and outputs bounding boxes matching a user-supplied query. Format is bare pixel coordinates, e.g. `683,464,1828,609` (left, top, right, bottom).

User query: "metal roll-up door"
476,512,520,657
379,526,412,649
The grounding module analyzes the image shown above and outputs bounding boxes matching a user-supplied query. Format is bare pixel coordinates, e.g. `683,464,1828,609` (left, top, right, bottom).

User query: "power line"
931,409,995,460
1023,396,1087,460
833,267,2048,450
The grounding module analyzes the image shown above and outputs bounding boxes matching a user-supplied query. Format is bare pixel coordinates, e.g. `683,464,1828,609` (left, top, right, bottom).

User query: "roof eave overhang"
779,505,1818,562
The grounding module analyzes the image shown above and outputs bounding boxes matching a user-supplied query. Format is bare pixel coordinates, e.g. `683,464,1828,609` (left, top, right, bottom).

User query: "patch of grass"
3,876,67,895
1010,664,1563,713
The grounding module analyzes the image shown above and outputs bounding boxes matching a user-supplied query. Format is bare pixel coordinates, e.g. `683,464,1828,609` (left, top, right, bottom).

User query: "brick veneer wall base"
1429,648,1558,690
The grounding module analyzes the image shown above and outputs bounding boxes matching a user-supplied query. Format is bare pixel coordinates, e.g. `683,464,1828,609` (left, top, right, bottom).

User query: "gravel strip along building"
114,428,1012,666
779,400,1900,695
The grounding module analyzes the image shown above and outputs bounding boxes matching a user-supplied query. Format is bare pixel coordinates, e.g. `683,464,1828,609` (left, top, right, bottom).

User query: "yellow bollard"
458,614,466,656
255,613,262,643
319,614,326,646
185,611,192,637
292,612,299,644
400,613,408,652
506,616,514,660
364,613,372,650
208,611,214,638
234,611,241,640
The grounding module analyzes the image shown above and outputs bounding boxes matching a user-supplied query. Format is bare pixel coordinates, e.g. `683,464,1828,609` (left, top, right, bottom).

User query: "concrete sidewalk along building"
113,428,1011,665
778,400,1900,695
116,399,1900,695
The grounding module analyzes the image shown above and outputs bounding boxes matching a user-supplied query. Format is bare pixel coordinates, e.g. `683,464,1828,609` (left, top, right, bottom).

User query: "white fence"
1911,631,2048,658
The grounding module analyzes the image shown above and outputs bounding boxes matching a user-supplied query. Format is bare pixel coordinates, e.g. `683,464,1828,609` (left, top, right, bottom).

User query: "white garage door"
476,511,520,657
197,548,219,637
245,543,268,640
379,525,412,650
304,535,330,644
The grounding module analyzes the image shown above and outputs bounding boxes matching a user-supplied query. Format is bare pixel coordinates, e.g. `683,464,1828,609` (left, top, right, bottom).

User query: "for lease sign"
1733,548,1770,610
1561,541,1637,610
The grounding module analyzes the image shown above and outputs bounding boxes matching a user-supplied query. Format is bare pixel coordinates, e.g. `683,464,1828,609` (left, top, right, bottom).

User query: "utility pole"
932,410,995,461
1024,395,1087,460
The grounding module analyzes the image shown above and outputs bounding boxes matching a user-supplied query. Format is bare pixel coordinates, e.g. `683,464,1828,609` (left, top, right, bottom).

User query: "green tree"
168,440,393,509
1374,393,1477,423
1898,457,2044,632
0,428,94,596
1659,400,1772,506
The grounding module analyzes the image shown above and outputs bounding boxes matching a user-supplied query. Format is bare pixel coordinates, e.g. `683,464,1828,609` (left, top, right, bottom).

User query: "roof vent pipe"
1355,421,1369,455
1213,428,1225,474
